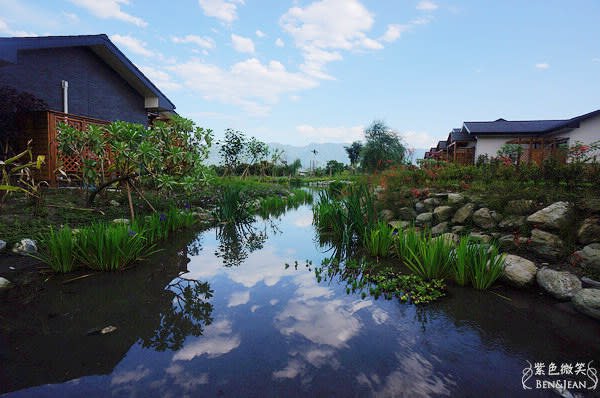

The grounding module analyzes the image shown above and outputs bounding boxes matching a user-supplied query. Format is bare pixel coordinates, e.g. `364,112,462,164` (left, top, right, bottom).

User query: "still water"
1,205,599,397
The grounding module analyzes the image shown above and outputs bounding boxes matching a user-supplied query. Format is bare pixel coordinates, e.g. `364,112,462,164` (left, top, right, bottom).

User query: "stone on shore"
452,203,474,224
526,201,571,230
536,267,582,300
571,289,600,320
12,239,37,256
501,254,537,287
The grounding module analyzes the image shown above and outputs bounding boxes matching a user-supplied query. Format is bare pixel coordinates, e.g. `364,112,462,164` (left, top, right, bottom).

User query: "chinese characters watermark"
522,361,598,391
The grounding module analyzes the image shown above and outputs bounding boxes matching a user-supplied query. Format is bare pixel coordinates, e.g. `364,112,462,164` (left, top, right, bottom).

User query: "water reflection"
214,222,268,267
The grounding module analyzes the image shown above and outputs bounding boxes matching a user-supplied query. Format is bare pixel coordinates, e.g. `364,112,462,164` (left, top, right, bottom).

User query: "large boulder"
577,219,600,245
526,201,571,230
0,276,13,291
431,222,448,236
415,212,433,226
423,197,441,210
433,206,454,222
529,229,565,260
12,239,37,256
536,267,582,300
498,216,526,231
379,209,394,222
573,243,600,270
472,208,498,230
415,201,427,214
397,207,417,221
447,193,465,205
505,199,536,215
501,254,537,287
435,232,460,246
452,203,474,224
582,198,600,213
571,289,600,320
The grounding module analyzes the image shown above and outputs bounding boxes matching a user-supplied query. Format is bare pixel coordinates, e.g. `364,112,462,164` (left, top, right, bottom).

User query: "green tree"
361,120,407,172
219,128,247,176
344,141,363,167
325,160,345,176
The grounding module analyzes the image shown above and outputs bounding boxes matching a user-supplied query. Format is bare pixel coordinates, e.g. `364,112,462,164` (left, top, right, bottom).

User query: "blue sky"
1,0,599,149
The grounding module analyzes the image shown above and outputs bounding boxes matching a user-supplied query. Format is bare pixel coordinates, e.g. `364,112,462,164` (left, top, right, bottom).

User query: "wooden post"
528,137,533,164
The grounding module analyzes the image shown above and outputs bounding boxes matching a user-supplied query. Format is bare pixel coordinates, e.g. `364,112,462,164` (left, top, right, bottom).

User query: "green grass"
404,231,454,280
216,185,252,222
32,225,76,273
451,236,506,289
364,221,395,258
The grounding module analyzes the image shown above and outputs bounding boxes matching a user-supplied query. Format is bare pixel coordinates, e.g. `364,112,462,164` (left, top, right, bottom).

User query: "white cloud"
380,16,431,43
111,366,150,385
275,38,285,47
140,66,181,91
70,0,147,27
0,18,35,36
593,58,600,63
171,58,318,115
231,33,255,53
256,29,266,38
535,62,549,69
173,319,240,360
280,0,382,79
294,125,364,143
111,34,153,57
62,12,79,22
401,130,440,149
416,1,438,11
228,290,250,307
198,0,244,23
172,34,215,49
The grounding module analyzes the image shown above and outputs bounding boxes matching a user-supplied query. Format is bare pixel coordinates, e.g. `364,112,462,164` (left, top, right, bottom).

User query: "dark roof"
436,140,447,150
462,109,600,136
449,127,474,142
0,34,175,112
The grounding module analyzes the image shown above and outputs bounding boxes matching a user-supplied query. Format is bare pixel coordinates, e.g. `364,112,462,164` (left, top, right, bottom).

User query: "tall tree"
361,120,406,172
344,141,363,167
219,128,247,176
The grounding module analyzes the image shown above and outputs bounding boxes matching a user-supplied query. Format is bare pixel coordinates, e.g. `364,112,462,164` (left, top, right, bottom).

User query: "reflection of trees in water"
140,276,214,352
214,221,272,267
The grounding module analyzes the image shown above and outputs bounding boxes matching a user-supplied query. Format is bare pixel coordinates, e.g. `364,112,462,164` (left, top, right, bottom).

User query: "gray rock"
0,276,13,290
469,232,492,243
499,234,515,249
536,267,582,300
379,209,394,222
501,254,537,287
581,277,600,288
498,216,526,230
397,207,417,221
473,208,497,230
415,201,427,214
573,243,600,270
529,229,565,260
452,225,466,234
112,218,130,224
109,199,120,207
447,193,465,204
0,240,6,252
12,239,37,256
431,222,448,236
527,201,571,230
389,220,410,230
505,199,536,215
571,289,600,320
435,232,460,246
452,203,474,224
577,219,600,244
433,206,454,222
415,212,433,225
423,197,441,210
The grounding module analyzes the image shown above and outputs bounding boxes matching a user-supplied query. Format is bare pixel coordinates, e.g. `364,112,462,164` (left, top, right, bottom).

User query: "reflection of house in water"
0,235,212,394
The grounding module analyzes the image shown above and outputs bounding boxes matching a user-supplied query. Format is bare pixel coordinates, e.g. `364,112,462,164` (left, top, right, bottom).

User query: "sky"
1,0,599,149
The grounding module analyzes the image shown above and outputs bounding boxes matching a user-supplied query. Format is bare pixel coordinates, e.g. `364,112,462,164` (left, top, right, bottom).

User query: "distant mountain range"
205,142,428,168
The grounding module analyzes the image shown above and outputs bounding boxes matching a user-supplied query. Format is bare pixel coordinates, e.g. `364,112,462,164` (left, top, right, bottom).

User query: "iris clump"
32,226,76,273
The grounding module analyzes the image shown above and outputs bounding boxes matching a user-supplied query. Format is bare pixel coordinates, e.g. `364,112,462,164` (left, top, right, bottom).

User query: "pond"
1,204,599,397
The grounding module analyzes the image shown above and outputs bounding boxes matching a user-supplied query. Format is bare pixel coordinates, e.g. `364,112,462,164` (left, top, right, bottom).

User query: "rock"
529,229,565,260
431,222,448,236
571,289,600,320
433,206,453,222
581,277,600,289
397,207,417,221
526,201,571,230
447,193,465,205
109,199,120,207
0,240,6,252
452,203,474,224
415,212,433,225
473,208,497,230
490,232,502,239
415,201,427,214
469,232,491,243
423,197,441,210
499,234,514,248
12,239,37,256
101,326,118,334
379,209,394,222
112,218,130,224
498,216,526,230
435,232,461,246
573,243,600,270
452,225,466,234
536,267,582,300
0,276,14,290
389,220,410,230
577,219,600,244
505,199,536,215
501,254,537,287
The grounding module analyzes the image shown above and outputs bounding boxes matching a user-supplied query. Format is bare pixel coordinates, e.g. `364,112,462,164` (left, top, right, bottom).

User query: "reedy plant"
404,231,454,280
364,221,395,258
32,226,76,273
451,236,505,289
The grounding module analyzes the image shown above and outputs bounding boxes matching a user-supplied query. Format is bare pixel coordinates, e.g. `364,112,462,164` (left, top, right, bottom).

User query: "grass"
451,236,506,289
216,185,252,222
32,225,76,273
364,221,395,258
404,231,454,280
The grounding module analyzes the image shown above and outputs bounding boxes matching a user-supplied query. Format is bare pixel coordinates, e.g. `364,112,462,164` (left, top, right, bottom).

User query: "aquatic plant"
451,237,505,289
134,206,195,241
403,231,454,280
74,222,158,271
364,221,395,258
256,189,313,218
216,185,252,222
33,225,76,273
